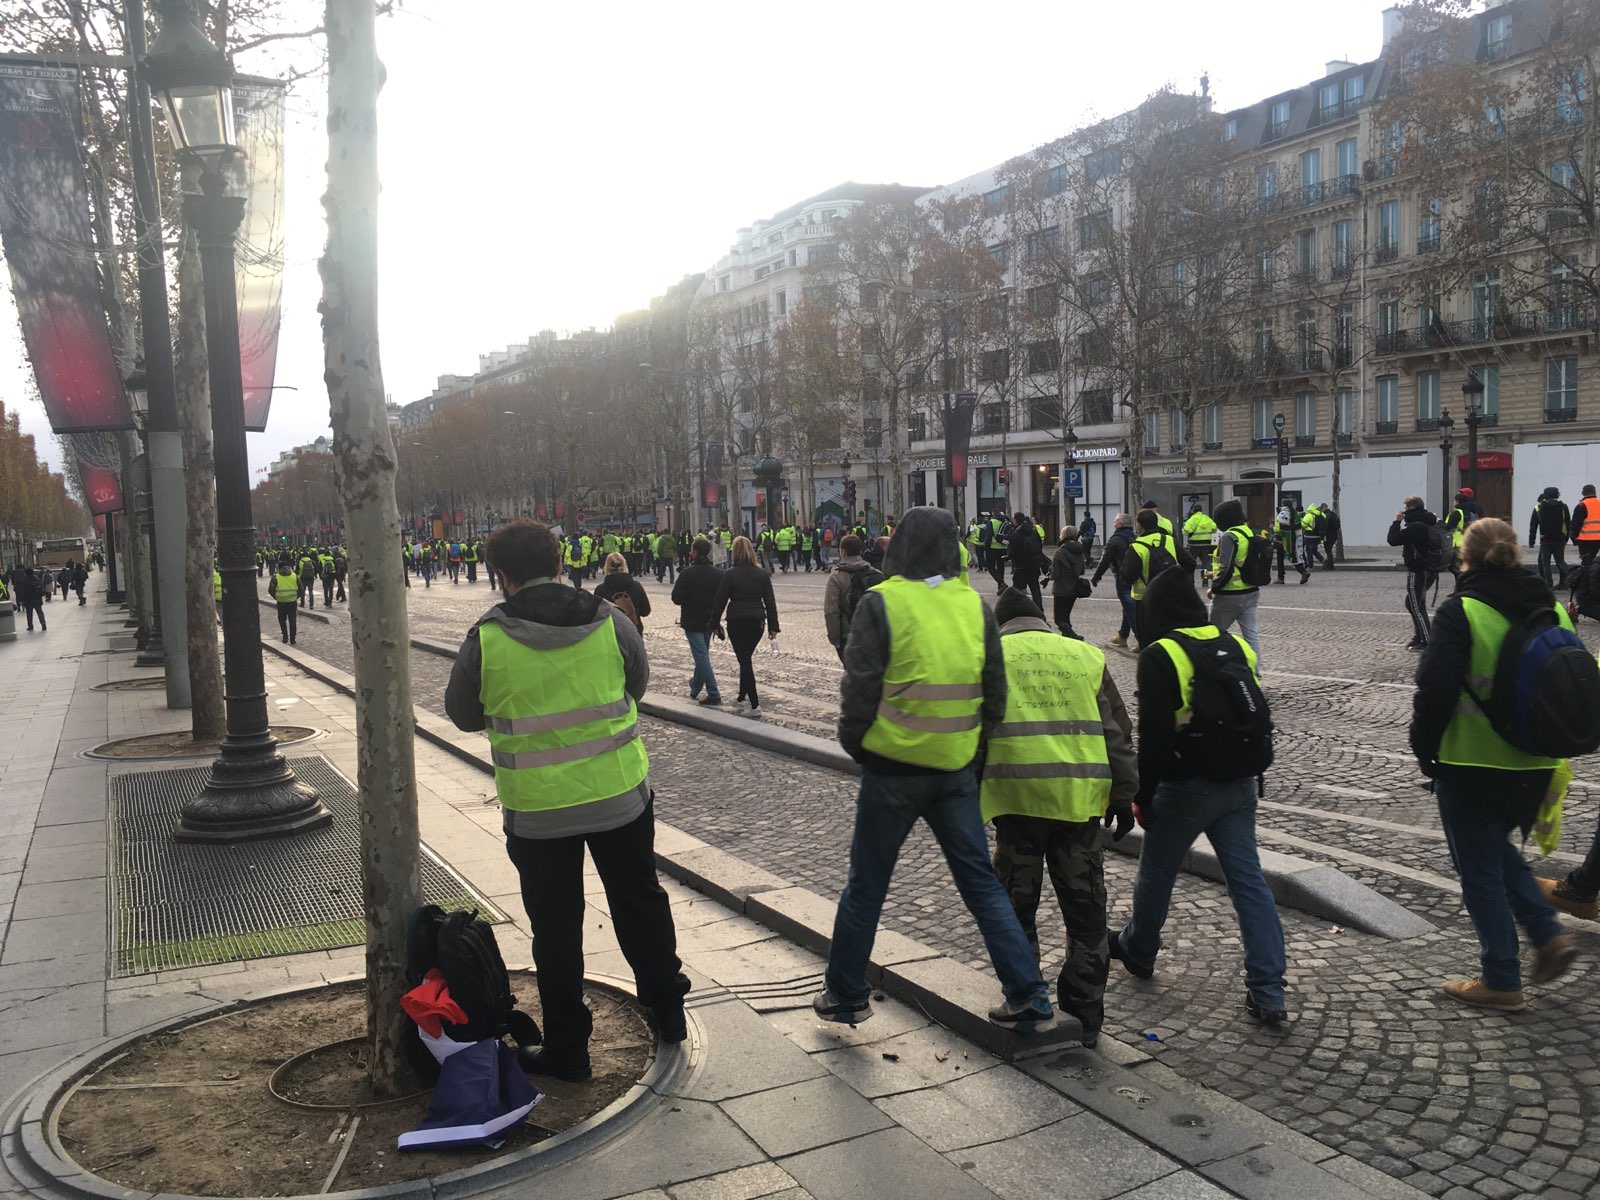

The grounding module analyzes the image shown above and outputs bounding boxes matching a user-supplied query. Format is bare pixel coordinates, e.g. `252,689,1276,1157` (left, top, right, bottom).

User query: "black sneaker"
698,695,722,706
651,1003,688,1044
1108,931,1154,980
987,997,1057,1034
812,988,872,1024
518,1047,592,1082
1245,995,1289,1027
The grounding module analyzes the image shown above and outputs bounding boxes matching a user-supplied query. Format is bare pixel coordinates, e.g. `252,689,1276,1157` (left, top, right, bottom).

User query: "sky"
0,0,1410,482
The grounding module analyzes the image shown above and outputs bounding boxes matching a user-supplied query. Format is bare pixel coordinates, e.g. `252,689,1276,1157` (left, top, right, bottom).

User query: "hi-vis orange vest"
1577,498,1600,541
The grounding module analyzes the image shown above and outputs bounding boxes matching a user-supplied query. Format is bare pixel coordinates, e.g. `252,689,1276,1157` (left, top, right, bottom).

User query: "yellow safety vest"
269,570,297,601
980,630,1112,824
213,570,223,601
1184,513,1218,545
1439,598,1569,771
1149,626,1259,725
478,618,648,811
1129,531,1179,599
860,575,987,770
1217,525,1258,593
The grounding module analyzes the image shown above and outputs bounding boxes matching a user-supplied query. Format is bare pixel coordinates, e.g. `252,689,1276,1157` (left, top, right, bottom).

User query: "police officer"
984,587,1136,1046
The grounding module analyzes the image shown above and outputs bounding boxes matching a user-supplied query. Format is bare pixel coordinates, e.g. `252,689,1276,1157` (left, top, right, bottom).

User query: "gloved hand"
711,624,726,642
1104,805,1134,841
1133,798,1156,829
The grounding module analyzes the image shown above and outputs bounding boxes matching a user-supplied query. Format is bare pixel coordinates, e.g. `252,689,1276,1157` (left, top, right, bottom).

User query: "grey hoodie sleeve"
445,628,486,732
1212,531,1239,590
611,609,650,701
838,592,889,760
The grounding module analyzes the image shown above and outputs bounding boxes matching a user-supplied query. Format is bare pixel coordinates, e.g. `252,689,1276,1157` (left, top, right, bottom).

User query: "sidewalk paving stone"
780,1127,999,1200
676,1000,828,1104
954,1111,1181,1200
872,1064,1081,1152
812,1024,1000,1098
721,1075,893,1158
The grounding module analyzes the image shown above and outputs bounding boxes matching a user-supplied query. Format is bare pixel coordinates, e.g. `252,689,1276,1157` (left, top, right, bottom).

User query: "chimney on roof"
1326,59,1356,76
1382,5,1405,47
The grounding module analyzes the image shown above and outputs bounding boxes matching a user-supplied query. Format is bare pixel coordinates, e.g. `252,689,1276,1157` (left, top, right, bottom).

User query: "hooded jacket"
1386,505,1439,571
1210,500,1255,594
838,506,1007,773
1410,564,1556,827
671,554,722,632
1091,523,1135,586
1049,540,1086,596
1530,492,1570,544
824,555,875,647
445,579,650,838
1132,566,1226,807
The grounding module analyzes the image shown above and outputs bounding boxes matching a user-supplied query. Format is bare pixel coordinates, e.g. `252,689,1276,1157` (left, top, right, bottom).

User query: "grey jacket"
824,556,873,648
838,507,1007,771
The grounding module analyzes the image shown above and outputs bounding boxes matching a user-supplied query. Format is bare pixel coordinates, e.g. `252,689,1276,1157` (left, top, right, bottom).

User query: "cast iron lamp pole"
146,0,326,842
124,370,165,669
1462,370,1485,506
1438,409,1455,519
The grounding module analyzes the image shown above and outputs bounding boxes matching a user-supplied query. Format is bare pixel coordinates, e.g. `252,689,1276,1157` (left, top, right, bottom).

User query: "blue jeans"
1115,580,1136,640
685,631,720,702
1120,777,1286,1010
1436,780,1562,990
824,767,1048,1008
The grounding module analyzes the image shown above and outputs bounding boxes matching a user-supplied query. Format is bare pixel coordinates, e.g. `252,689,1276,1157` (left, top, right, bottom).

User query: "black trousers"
1053,594,1079,637
504,802,682,1059
276,601,298,642
1013,567,1043,612
728,617,765,706
986,548,1007,589
1405,570,1433,644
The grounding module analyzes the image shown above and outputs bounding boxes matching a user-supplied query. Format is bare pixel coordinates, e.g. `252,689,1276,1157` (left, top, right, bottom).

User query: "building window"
1170,407,1187,450
1419,279,1443,339
1224,118,1238,142
1027,340,1060,374
1267,98,1290,140
774,289,787,317
1145,412,1161,452
980,403,1008,435
1336,137,1359,180
1257,162,1278,211
1476,364,1500,422
1332,219,1354,277
1300,149,1321,203
1485,13,1511,61
1252,398,1272,440
1378,293,1399,337
1547,356,1578,420
1078,332,1110,366
1550,157,1580,228
1378,200,1400,260
1028,285,1057,318
1084,147,1122,183
984,185,1010,214
1255,249,1275,288
1169,260,1187,306
1026,226,1060,262
1295,392,1317,442
1417,370,1441,426
718,275,731,292
1035,163,1068,197
1334,389,1354,438
1377,376,1399,428
1078,210,1112,249
988,242,1008,270
1471,270,1500,339
1550,257,1582,329
1080,389,1114,426
1253,318,1277,373
863,415,883,448
808,244,838,264
1555,65,1587,127
909,411,928,442
1027,394,1062,431
1418,198,1442,253
1296,311,1319,371
1296,229,1317,280
1335,303,1354,368
788,250,798,268
1319,81,1341,124
979,349,1009,383
1204,402,1222,449
1083,275,1111,306
1344,74,1364,108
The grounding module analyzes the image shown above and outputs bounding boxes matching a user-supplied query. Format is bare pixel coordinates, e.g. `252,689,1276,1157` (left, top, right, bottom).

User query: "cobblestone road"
282,562,1600,1200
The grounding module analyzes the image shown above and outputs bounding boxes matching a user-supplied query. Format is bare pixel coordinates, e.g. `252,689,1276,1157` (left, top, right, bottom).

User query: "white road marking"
1311,783,1390,800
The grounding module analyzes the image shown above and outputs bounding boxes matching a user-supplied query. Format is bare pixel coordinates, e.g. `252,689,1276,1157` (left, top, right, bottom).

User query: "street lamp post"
1064,427,1080,526
146,1,327,842
1119,442,1130,513
123,370,166,670
1462,370,1485,507
1273,412,1287,511
1438,409,1455,518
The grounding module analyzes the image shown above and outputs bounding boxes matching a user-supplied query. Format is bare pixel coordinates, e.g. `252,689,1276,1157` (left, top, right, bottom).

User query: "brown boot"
1537,875,1599,921
1442,977,1526,1011
1530,935,1579,986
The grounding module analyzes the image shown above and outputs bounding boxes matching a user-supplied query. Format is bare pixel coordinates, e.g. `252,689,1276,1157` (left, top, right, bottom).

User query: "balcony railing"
1292,265,1319,286
1265,119,1289,142
1256,193,1284,216
1203,440,1222,452
1375,241,1400,264
1336,431,1354,445
1331,258,1354,281
1545,407,1578,423
1417,231,1442,254
1416,416,1441,432
1333,344,1354,369
1251,346,1285,377
1296,348,1324,373
1374,308,1596,356
1295,433,1317,447
1472,412,1500,427
1375,420,1399,434
1297,175,1362,209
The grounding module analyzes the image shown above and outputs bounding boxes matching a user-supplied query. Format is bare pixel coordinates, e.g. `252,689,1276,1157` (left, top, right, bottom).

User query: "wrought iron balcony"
1335,431,1354,445
1417,231,1442,254
1545,407,1578,424
1295,434,1317,447
1416,416,1441,432
1203,440,1222,452
1296,348,1324,373
1331,259,1354,281
1375,420,1398,434
1375,241,1400,264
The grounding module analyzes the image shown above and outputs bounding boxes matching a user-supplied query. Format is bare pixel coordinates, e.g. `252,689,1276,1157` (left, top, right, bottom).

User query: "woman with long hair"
1410,517,1580,1011
712,535,780,717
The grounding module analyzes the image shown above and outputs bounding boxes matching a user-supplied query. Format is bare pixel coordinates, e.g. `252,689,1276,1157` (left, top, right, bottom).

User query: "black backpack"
1239,531,1273,587
840,566,886,641
1140,534,1178,584
1420,523,1450,573
1166,632,1275,780
1463,604,1600,759
405,905,541,1047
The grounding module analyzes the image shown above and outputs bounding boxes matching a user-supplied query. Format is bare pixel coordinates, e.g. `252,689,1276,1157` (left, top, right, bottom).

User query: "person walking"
1008,511,1046,612
984,512,1009,591
1389,495,1443,649
444,519,687,1080
671,537,723,707
1541,825,1600,922
268,555,299,644
1048,526,1087,639
1410,517,1580,1010
815,506,1056,1033
1182,505,1217,588
71,560,88,605
15,567,45,632
1444,489,1476,589
1078,513,1097,566
824,534,875,662
1571,484,1600,567
1300,502,1325,569
1272,502,1308,584
1118,510,1195,650
1207,499,1263,662
1091,514,1137,650
595,552,651,632
984,587,1136,1046
654,529,676,583
1110,567,1288,1025
711,536,779,718
1529,486,1571,588
55,565,71,602
1321,503,1342,570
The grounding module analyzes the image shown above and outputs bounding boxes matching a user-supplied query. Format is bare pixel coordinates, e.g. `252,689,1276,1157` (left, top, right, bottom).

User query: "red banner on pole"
0,63,133,432
944,393,978,487
66,431,125,515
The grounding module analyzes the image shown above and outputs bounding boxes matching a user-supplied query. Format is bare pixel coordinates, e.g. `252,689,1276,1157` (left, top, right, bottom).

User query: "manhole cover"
110,755,504,975
87,726,318,760
92,678,167,692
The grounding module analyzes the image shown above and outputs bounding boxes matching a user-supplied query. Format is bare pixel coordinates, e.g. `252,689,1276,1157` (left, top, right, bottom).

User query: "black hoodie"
838,506,1007,773
1386,505,1438,571
1133,567,1226,807
1410,565,1556,826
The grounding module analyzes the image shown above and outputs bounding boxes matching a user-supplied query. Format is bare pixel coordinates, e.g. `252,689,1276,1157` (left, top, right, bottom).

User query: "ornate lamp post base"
177,739,329,842
135,635,166,669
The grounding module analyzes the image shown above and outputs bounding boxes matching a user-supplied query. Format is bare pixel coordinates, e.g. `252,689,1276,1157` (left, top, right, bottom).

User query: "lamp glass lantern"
1462,370,1486,417
1273,412,1286,435
125,369,150,433
142,1,236,167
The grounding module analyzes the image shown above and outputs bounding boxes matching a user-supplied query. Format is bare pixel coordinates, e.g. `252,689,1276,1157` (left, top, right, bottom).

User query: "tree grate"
110,755,504,976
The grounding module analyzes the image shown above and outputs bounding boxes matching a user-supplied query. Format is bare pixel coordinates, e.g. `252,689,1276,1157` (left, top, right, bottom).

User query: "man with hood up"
1389,495,1442,649
1206,499,1263,661
1109,567,1289,1027
984,587,1136,1046
816,506,1057,1035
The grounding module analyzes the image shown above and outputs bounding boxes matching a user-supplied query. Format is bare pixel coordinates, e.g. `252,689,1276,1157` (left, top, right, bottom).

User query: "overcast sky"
1,0,1408,481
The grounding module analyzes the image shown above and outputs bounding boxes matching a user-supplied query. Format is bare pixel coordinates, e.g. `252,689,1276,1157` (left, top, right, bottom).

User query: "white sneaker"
742,706,763,719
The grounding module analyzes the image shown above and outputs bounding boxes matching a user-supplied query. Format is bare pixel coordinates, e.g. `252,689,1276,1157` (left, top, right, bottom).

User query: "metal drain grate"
111,755,504,976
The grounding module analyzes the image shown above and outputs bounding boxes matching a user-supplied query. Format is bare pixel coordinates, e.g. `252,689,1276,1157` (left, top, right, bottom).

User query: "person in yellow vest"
1205,500,1262,661
1182,504,1218,587
774,522,794,572
816,506,1056,1033
1118,509,1194,631
564,533,585,589
1409,518,1580,1010
1139,499,1174,538
267,556,299,644
463,537,480,584
1111,566,1288,1026
213,566,223,611
445,519,687,1080
984,587,1136,1047
718,525,734,566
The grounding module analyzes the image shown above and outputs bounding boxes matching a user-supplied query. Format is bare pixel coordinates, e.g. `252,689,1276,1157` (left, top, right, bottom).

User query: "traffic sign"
1062,467,1084,499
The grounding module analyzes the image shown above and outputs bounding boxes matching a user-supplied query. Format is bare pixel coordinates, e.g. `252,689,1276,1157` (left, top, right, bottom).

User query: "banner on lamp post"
67,431,125,516
230,79,287,433
943,393,979,487
0,62,132,433
702,442,724,508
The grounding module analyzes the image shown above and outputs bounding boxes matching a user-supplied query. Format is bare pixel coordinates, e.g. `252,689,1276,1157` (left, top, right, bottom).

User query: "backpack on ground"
404,904,541,1047
1463,605,1600,759
608,589,643,632
1167,633,1274,780
1239,531,1272,587
1420,523,1450,574
840,566,886,640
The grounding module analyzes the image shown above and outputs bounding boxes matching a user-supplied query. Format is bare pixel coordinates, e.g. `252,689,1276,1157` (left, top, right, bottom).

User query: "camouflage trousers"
991,814,1109,1036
